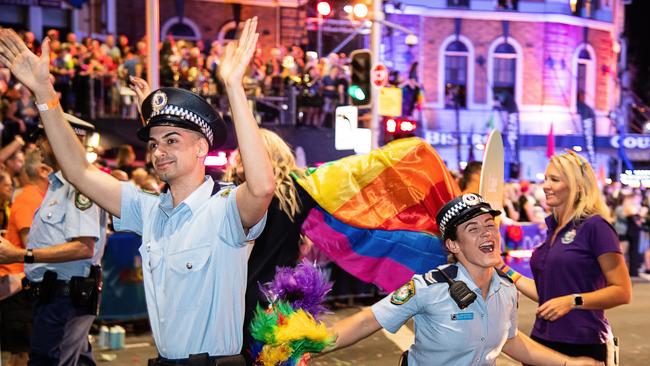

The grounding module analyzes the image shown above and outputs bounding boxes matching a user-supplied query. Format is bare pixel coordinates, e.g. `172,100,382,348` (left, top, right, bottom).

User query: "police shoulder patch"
220,187,233,198
75,191,93,211
390,280,415,305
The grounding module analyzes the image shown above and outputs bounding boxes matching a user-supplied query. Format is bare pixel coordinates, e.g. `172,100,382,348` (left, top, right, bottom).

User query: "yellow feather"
275,309,333,343
258,344,292,366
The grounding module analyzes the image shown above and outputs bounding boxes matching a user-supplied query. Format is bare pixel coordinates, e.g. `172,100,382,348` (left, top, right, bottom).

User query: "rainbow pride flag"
297,137,460,291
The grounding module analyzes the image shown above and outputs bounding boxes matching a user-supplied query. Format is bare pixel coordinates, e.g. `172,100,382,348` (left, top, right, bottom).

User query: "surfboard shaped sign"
479,130,505,212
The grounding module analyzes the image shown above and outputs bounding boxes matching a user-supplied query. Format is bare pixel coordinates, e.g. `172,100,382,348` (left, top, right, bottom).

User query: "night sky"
625,0,650,104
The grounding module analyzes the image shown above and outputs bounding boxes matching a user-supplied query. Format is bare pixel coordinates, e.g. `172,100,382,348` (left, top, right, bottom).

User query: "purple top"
530,214,621,344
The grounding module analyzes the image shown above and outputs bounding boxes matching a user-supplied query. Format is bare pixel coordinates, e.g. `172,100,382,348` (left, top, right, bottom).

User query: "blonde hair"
548,150,611,225
224,129,305,221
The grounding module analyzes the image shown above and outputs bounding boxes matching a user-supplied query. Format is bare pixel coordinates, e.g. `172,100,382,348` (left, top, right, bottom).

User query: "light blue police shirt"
372,263,518,366
113,176,266,359
25,171,107,282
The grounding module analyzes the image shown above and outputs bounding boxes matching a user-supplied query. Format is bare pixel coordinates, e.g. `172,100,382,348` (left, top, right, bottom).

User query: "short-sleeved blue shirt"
530,214,621,344
371,263,518,366
113,177,266,359
25,171,107,281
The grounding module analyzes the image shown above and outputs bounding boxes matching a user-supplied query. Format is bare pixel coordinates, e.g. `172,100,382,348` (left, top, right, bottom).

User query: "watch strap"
24,248,34,263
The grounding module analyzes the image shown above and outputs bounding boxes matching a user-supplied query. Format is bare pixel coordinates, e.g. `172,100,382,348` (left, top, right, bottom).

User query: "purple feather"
260,259,332,317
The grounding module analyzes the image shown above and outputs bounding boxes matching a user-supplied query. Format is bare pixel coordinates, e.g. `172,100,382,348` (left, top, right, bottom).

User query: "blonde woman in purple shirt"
498,151,632,364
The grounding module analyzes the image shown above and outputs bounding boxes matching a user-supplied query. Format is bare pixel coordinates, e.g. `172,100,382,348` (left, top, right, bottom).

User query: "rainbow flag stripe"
303,208,447,291
296,138,460,291
296,137,459,236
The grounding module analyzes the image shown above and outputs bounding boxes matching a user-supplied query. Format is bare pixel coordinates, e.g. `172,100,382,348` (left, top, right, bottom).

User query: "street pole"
146,0,160,91
370,0,382,148
317,13,323,57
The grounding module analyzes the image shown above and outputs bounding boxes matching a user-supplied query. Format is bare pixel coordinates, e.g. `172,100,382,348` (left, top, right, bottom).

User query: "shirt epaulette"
423,264,458,286
495,268,514,284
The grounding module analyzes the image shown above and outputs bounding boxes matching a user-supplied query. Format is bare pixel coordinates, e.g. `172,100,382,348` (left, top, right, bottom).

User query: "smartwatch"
573,294,583,308
24,248,35,264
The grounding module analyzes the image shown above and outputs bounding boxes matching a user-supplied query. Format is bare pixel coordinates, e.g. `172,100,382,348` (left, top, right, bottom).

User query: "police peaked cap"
30,112,95,140
138,88,227,149
436,193,501,241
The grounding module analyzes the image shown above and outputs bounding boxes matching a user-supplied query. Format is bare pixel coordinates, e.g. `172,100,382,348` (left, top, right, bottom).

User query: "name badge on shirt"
451,312,474,321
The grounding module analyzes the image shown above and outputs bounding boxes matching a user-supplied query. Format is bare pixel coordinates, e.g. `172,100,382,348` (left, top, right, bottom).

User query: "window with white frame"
492,42,517,106
573,44,596,109
444,40,469,109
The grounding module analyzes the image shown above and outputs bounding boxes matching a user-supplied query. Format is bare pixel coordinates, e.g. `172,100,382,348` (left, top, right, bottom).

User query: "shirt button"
47,212,52,218
186,262,193,270
160,318,165,323
481,337,485,342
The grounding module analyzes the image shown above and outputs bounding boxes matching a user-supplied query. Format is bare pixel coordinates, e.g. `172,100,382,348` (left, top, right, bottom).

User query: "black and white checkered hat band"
147,104,214,145
438,194,487,236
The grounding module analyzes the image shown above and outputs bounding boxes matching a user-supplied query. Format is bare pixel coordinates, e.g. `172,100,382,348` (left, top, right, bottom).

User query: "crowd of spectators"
0,28,422,132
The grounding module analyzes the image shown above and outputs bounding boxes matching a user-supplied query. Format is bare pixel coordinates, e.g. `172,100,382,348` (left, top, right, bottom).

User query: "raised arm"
219,18,275,228
330,307,383,351
0,29,122,217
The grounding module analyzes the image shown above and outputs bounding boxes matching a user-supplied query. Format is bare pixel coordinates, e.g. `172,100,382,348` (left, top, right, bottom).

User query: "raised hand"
129,75,151,106
128,75,151,122
0,28,52,94
219,17,259,87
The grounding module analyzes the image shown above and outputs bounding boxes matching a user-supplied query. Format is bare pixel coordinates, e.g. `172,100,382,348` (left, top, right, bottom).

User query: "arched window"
438,35,475,109
487,37,523,109
217,20,243,45
572,44,596,110
444,40,469,108
492,43,516,102
160,17,201,41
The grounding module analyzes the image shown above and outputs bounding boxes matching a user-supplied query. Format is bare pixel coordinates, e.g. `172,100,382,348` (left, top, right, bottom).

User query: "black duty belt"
148,354,245,366
22,277,71,297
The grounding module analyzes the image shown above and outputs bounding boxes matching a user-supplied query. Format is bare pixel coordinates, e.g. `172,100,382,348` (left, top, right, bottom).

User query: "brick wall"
116,0,282,55
393,15,614,111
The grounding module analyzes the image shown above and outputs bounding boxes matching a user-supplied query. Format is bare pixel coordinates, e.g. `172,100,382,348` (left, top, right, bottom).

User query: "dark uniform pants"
29,295,96,366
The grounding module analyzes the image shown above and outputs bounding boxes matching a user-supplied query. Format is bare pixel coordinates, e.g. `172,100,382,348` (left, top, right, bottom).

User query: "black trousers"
531,335,607,362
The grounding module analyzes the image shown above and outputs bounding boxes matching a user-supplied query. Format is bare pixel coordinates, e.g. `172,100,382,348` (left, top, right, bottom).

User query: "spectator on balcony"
300,66,323,128
322,66,343,128
2,86,26,144
51,46,73,113
21,31,38,53
101,34,121,62
117,34,130,58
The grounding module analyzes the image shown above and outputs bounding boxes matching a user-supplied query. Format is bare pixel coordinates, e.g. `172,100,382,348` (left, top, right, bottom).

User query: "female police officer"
329,193,603,366
0,18,275,365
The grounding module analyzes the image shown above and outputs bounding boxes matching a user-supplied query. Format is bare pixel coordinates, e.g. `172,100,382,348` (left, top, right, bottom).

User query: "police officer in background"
0,114,107,365
330,193,603,366
0,18,274,366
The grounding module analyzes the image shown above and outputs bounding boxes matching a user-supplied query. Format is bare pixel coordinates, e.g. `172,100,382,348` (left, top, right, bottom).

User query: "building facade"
383,0,626,179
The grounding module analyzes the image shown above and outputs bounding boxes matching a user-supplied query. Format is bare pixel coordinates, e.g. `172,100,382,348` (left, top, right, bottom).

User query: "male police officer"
0,114,107,365
330,193,603,366
0,18,274,365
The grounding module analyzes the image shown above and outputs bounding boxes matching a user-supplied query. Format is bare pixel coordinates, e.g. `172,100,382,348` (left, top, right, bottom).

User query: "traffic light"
349,49,372,107
384,117,417,143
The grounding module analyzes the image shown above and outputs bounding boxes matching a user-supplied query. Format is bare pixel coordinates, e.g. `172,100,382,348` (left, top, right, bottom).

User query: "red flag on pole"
546,123,555,158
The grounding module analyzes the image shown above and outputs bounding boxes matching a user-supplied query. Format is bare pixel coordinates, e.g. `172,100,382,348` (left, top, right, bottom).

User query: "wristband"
498,264,522,284
36,98,60,112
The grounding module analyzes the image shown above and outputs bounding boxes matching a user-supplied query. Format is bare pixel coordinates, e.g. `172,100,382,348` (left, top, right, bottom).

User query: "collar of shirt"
158,176,215,217
48,170,68,189
545,215,583,243
455,262,503,299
